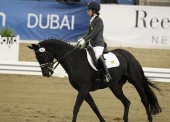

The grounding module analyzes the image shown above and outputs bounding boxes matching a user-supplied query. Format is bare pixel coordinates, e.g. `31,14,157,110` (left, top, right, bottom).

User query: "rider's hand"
78,38,85,48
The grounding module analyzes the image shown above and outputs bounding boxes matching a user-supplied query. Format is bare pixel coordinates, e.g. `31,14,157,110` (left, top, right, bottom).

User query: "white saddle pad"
86,49,120,71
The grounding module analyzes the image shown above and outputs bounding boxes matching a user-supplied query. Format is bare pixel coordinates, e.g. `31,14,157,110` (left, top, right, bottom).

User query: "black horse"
28,38,161,122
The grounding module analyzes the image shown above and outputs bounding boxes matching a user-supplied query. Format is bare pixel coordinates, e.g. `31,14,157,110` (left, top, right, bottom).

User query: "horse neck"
52,42,83,75
53,42,75,60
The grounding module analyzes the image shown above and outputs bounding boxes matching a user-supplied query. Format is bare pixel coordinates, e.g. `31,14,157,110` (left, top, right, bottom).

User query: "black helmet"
88,1,101,11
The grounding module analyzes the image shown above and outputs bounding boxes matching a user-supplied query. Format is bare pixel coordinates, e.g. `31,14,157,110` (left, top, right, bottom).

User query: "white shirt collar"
90,15,97,24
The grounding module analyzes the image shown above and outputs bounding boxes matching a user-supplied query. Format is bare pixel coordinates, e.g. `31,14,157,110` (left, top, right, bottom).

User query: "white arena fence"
0,61,169,83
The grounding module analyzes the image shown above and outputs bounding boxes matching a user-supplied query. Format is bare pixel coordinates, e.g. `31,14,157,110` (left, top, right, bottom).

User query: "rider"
78,1,112,82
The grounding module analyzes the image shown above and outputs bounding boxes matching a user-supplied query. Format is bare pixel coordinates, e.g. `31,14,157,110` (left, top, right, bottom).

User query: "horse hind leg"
128,75,152,122
132,82,152,122
109,78,130,122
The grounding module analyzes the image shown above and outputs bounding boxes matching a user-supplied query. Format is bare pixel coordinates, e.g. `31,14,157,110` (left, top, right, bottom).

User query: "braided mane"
39,38,75,47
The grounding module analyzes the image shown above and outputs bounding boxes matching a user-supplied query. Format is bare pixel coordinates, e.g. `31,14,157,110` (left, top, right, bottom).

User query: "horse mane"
38,38,75,48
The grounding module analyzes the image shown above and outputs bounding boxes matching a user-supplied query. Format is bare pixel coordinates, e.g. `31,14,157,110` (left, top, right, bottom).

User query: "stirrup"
104,73,112,82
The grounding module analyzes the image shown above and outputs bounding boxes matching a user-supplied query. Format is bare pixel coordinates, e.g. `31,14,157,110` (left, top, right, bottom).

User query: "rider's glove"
77,38,85,48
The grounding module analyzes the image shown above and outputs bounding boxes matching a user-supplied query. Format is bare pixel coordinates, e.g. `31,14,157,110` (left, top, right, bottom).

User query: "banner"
101,5,170,49
1,2,170,49
0,1,89,42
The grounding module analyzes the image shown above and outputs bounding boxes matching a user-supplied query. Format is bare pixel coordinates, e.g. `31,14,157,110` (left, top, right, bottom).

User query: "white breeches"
92,46,104,60
89,42,104,60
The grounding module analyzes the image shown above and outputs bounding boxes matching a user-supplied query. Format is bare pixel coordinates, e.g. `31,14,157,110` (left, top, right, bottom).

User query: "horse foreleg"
72,91,87,122
85,93,105,122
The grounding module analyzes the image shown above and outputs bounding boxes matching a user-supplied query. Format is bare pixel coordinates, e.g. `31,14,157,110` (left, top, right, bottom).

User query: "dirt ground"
0,43,170,122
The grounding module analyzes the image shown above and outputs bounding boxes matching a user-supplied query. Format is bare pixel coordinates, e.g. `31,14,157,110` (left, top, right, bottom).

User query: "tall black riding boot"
98,56,112,82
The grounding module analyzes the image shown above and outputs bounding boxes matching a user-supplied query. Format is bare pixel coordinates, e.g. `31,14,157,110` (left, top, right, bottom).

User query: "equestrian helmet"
88,1,101,11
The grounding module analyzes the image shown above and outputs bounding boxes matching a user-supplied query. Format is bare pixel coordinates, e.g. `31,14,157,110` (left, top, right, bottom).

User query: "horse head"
28,44,55,77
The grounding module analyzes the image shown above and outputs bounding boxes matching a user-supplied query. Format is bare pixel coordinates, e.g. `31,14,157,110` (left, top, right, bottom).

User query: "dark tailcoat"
83,16,105,47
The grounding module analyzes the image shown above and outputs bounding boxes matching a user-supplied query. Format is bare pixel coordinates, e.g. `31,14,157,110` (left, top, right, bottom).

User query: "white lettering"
50,15,60,29
60,15,70,30
27,13,38,28
27,13,74,30
71,16,75,30
39,14,50,29
0,12,6,27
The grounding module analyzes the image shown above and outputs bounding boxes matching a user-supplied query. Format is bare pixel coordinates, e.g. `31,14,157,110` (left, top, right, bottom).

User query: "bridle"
35,45,79,71
35,49,56,71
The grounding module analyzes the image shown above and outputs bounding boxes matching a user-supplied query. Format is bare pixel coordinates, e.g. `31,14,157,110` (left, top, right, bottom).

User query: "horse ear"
27,45,33,49
27,44,39,50
32,44,39,49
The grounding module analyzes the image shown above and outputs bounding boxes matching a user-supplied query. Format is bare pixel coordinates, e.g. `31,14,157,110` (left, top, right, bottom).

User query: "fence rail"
0,61,169,82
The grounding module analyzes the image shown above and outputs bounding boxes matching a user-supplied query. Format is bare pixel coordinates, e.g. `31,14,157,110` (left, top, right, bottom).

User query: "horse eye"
39,53,43,56
36,52,43,58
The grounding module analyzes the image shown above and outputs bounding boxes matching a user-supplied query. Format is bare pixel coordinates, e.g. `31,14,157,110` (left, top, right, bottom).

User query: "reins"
52,40,90,70
51,44,80,70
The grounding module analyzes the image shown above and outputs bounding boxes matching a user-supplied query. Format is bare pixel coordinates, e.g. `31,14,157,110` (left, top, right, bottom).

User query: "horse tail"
141,69,162,115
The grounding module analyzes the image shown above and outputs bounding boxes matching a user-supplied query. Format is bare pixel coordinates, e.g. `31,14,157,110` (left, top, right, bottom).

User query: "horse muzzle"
41,68,54,77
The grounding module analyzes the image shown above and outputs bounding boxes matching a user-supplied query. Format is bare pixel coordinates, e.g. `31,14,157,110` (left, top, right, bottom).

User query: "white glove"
78,38,85,47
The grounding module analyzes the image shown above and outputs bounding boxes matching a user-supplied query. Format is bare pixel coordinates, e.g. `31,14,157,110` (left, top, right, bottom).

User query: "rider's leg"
93,46,112,82
98,56,112,82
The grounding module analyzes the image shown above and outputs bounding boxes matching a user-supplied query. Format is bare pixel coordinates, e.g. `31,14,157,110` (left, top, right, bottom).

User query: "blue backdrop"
0,1,89,42
118,0,135,4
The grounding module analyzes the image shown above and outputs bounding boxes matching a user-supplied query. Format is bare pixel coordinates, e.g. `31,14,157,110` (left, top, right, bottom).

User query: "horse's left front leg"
72,91,87,122
85,93,105,122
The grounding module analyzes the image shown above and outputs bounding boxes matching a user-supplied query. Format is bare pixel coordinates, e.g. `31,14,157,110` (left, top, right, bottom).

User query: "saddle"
85,46,120,71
